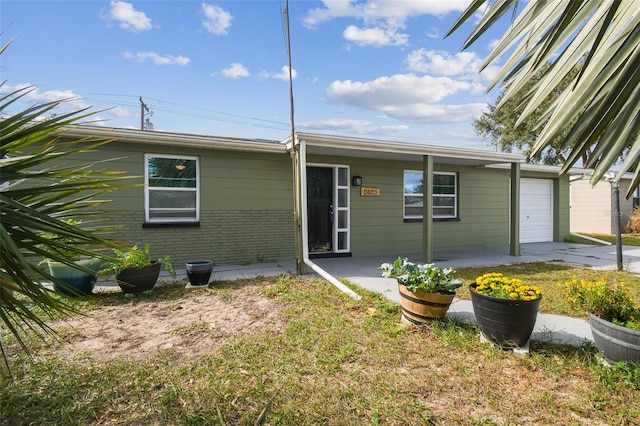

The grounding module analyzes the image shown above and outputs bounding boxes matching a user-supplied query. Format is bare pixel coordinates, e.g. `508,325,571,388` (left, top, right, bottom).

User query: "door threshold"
309,252,352,259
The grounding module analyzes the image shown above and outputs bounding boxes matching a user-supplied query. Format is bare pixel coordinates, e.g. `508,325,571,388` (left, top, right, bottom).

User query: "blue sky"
1,1,510,151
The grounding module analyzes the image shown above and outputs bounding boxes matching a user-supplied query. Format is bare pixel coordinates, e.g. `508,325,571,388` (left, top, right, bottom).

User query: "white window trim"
403,170,457,220
144,153,200,223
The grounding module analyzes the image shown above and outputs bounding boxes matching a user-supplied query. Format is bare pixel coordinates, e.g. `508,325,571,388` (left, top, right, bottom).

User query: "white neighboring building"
570,171,639,234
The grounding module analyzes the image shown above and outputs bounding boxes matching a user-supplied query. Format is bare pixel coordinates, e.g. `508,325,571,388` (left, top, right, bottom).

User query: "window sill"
143,222,200,228
403,217,460,223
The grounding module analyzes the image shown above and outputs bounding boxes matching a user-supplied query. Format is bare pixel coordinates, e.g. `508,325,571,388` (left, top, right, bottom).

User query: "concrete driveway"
313,242,639,303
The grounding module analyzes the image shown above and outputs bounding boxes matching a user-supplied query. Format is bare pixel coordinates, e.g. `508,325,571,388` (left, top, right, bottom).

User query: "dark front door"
307,167,333,253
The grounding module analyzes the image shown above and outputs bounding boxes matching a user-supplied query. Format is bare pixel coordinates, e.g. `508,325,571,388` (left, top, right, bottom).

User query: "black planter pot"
115,261,162,294
589,313,640,364
185,260,214,286
469,283,541,348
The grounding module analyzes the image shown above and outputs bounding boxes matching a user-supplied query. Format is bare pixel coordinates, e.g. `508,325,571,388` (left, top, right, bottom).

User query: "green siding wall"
105,209,293,266
53,140,295,267
34,137,571,265
311,155,571,256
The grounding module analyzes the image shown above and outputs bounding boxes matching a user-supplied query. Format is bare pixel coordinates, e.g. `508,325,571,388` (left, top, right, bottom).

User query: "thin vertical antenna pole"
284,0,302,273
285,1,294,140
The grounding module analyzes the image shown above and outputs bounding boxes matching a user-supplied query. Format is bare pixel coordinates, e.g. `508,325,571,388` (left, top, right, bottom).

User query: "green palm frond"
447,0,640,197
1,80,133,366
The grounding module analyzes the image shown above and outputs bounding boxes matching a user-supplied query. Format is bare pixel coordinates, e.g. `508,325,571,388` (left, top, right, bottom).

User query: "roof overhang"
284,132,524,166
62,125,286,154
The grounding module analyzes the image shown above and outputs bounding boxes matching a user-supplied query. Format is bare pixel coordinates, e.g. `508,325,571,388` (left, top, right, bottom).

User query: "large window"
404,170,457,219
145,154,199,223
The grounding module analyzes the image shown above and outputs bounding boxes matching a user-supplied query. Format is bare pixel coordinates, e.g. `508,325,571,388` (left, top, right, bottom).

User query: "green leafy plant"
563,276,640,331
39,218,88,262
473,272,542,301
100,244,176,278
379,257,462,294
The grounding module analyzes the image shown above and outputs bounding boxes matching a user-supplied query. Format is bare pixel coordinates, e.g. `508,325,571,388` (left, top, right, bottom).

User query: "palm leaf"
447,0,640,195
1,81,134,367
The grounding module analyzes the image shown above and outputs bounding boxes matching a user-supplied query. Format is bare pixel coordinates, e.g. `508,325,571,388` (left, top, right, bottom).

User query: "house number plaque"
360,187,380,197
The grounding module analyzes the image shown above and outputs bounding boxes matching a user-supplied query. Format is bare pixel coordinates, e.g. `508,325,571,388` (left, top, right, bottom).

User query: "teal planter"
48,258,102,296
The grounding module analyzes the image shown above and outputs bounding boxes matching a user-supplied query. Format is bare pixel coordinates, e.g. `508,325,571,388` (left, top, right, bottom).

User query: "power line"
85,92,291,131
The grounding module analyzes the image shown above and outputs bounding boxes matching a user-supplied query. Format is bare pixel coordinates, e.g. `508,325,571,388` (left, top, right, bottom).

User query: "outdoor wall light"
352,175,363,187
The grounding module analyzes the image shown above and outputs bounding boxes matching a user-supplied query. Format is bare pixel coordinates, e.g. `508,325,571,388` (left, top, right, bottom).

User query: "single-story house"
58,126,572,272
570,170,639,234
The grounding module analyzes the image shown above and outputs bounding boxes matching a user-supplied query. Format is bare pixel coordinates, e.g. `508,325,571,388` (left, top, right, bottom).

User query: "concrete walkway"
98,242,640,348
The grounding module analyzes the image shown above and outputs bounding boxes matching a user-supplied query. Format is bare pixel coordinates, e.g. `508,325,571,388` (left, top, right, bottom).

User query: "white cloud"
123,52,190,66
103,1,152,32
202,3,232,35
303,1,468,48
260,66,297,81
303,0,469,28
298,117,407,135
406,49,485,76
327,74,471,108
382,103,487,123
343,25,409,47
325,73,489,124
0,83,89,109
405,48,502,87
219,63,250,78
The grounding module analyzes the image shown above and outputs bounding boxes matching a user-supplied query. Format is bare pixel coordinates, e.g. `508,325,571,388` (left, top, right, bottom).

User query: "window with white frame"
145,154,199,222
403,170,457,219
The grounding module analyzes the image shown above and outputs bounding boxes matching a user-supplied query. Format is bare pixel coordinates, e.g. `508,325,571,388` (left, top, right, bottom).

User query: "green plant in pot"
100,244,175,294
380,257,463,324
41,218,103,296
563,277,640,364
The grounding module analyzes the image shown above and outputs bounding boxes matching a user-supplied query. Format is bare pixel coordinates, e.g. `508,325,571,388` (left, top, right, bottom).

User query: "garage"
520,178,553,243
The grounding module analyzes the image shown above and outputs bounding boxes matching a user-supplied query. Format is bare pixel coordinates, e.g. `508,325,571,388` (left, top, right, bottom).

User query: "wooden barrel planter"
589,313,640,364
469,283,541,348
397,283,455,324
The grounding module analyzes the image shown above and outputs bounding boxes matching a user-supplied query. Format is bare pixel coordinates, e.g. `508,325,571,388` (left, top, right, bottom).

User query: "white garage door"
520,179,553,243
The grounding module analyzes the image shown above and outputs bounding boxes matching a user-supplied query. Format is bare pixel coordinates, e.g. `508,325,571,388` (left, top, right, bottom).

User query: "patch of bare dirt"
44,281,285,362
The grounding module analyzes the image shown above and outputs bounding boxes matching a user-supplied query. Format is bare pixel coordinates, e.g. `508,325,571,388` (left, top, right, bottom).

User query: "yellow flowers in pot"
563,276,640,331
474,272,542,301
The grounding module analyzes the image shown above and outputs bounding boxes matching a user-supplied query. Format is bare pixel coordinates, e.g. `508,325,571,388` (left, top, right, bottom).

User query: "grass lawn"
1,263,639,425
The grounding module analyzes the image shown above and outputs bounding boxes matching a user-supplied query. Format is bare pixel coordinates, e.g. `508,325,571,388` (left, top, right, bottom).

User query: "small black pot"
185,260,214,286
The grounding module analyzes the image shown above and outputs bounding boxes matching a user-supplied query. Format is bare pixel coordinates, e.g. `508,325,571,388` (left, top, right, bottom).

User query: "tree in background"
447,1,640,197
474,63,589,166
